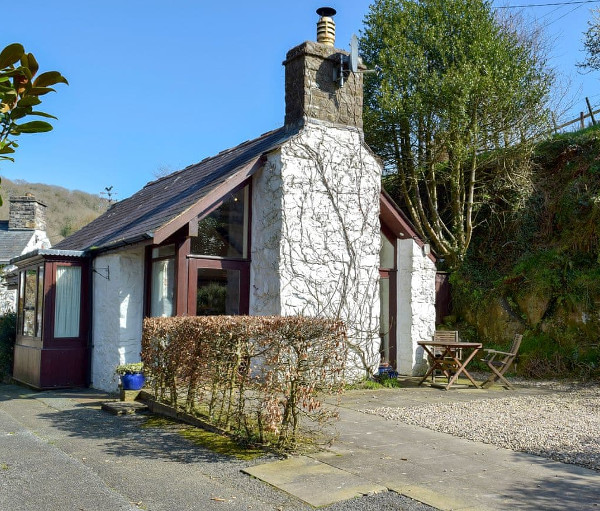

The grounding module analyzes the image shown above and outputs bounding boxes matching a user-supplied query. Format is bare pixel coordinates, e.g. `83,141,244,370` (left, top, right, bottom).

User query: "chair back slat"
434,330,458,343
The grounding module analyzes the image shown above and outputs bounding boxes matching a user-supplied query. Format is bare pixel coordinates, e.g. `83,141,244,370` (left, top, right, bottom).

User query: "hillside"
451,125,600,378
0,176,110,245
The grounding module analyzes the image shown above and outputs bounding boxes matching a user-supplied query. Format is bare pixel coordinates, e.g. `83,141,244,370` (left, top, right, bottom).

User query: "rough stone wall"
251,122,381,378
395,239,436,375
8,196,46,231
284,41,364,129
91,246,144,391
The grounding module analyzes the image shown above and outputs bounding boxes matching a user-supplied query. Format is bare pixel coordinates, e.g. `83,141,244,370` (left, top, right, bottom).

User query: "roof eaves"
10,248,87,266
379,190,437,263
87,233,154,255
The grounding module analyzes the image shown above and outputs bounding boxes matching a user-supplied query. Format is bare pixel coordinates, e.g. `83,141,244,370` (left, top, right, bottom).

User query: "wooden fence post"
580,112,585,129
586,97,597,126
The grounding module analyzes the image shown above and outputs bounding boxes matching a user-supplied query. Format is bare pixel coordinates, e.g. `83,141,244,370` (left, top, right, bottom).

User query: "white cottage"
10,10,436,391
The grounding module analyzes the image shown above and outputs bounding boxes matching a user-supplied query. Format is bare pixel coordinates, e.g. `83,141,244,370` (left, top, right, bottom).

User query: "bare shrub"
142,315,347,449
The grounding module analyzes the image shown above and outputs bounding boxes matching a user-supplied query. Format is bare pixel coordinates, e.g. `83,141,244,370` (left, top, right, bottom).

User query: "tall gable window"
150,244,175,317
190,186,248,259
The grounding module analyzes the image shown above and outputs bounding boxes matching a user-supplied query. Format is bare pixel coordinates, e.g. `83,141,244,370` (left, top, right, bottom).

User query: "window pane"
23,269,37,337
150,258,175,317
380,233,395,269
18,272,25,335
36,265,44,337
191,186,248,259
151,244,175,259
196,268,240,315
54,266,81,338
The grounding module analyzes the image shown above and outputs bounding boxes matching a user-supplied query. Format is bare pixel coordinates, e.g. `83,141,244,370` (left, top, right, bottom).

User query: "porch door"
379,270,397,367
186,258,249,316
380,228,397,368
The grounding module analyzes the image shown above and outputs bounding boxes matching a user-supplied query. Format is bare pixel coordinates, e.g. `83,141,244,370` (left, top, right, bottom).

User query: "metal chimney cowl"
316,7,336,46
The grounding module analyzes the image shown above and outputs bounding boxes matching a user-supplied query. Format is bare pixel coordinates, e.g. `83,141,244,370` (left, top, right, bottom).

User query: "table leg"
444,348,481,389
418,346,439,385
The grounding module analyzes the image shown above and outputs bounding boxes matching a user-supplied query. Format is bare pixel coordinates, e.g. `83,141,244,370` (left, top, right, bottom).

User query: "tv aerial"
334,33,359,86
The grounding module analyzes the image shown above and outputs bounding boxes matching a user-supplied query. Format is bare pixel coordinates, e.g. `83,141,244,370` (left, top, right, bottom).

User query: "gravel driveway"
363,380,600,472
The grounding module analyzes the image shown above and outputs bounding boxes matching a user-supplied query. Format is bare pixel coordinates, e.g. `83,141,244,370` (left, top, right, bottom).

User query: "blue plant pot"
121,372,145,390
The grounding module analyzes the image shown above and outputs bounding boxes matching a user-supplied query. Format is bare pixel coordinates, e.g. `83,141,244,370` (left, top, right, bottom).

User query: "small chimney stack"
316,7,336,46
8,194,47,231
283,7,364,129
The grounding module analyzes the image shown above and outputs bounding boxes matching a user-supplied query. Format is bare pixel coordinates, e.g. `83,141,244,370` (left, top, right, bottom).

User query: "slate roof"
55,126,298,252
0,221,37,264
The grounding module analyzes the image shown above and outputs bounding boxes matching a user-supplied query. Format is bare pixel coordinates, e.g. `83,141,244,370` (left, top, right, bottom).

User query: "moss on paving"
142,415,263,460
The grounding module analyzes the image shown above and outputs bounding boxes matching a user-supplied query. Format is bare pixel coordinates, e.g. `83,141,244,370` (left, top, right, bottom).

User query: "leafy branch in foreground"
0,43,68,173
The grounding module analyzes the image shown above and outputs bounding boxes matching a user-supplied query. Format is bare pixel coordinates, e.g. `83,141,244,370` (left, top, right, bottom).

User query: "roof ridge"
142,126,284,190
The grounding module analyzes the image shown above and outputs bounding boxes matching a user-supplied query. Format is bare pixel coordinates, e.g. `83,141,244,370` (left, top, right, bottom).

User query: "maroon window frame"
146,181,252,318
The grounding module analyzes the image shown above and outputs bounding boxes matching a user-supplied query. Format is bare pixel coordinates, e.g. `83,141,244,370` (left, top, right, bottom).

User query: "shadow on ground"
499,451,600,510
0,385,275,467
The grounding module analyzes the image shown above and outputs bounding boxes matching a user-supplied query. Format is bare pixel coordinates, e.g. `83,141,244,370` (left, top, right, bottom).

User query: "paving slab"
322,388,600,510
243,456,387,508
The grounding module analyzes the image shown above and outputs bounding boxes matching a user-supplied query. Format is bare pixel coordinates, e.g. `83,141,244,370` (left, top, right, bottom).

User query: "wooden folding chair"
480,334,523,389
431,330,460,381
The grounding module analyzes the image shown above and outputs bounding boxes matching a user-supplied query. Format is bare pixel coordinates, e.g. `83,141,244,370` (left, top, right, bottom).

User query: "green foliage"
0,43,68,170
579,8,600,72
518,330,600,379
361,0,554,268
0,313,16,380
115,362,143,375
452,125,600,379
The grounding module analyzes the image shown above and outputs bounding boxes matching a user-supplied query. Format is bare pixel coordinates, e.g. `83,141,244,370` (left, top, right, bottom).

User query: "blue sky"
2,0,599,199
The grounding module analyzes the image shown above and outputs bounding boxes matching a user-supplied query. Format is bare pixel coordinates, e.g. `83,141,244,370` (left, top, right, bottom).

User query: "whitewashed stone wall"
395,239,436,375
251,122,382,378
91,246,145,391
0,230,51,314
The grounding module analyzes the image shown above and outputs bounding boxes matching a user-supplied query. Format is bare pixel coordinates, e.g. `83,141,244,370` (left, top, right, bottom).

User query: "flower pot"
121,372,145,390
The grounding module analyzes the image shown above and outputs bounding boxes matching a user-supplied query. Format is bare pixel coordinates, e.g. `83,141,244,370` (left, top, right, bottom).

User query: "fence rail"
553,97,598,133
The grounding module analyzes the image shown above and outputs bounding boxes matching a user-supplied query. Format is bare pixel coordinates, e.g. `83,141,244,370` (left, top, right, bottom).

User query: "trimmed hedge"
142,315,347,449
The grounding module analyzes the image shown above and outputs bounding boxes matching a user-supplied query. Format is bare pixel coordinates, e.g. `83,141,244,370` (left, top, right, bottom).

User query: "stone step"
101,401,149,416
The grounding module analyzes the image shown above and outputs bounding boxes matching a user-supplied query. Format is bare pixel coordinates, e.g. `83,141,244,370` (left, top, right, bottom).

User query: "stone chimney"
9,194,47,231
283,8,365,129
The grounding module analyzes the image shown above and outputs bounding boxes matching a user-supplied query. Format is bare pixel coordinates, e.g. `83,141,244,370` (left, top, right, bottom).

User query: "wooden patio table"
417,340,483,390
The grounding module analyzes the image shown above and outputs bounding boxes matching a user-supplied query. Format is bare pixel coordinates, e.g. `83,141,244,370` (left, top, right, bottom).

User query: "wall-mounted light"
422,243,430,256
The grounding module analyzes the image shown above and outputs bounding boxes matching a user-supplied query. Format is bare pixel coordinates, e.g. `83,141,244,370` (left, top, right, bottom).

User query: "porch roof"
54,126,298,253
10,248,87,266
380,189,436,263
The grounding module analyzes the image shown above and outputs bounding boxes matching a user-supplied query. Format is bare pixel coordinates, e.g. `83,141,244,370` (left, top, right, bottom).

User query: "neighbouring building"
0,195,51,314
10,9,436,391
